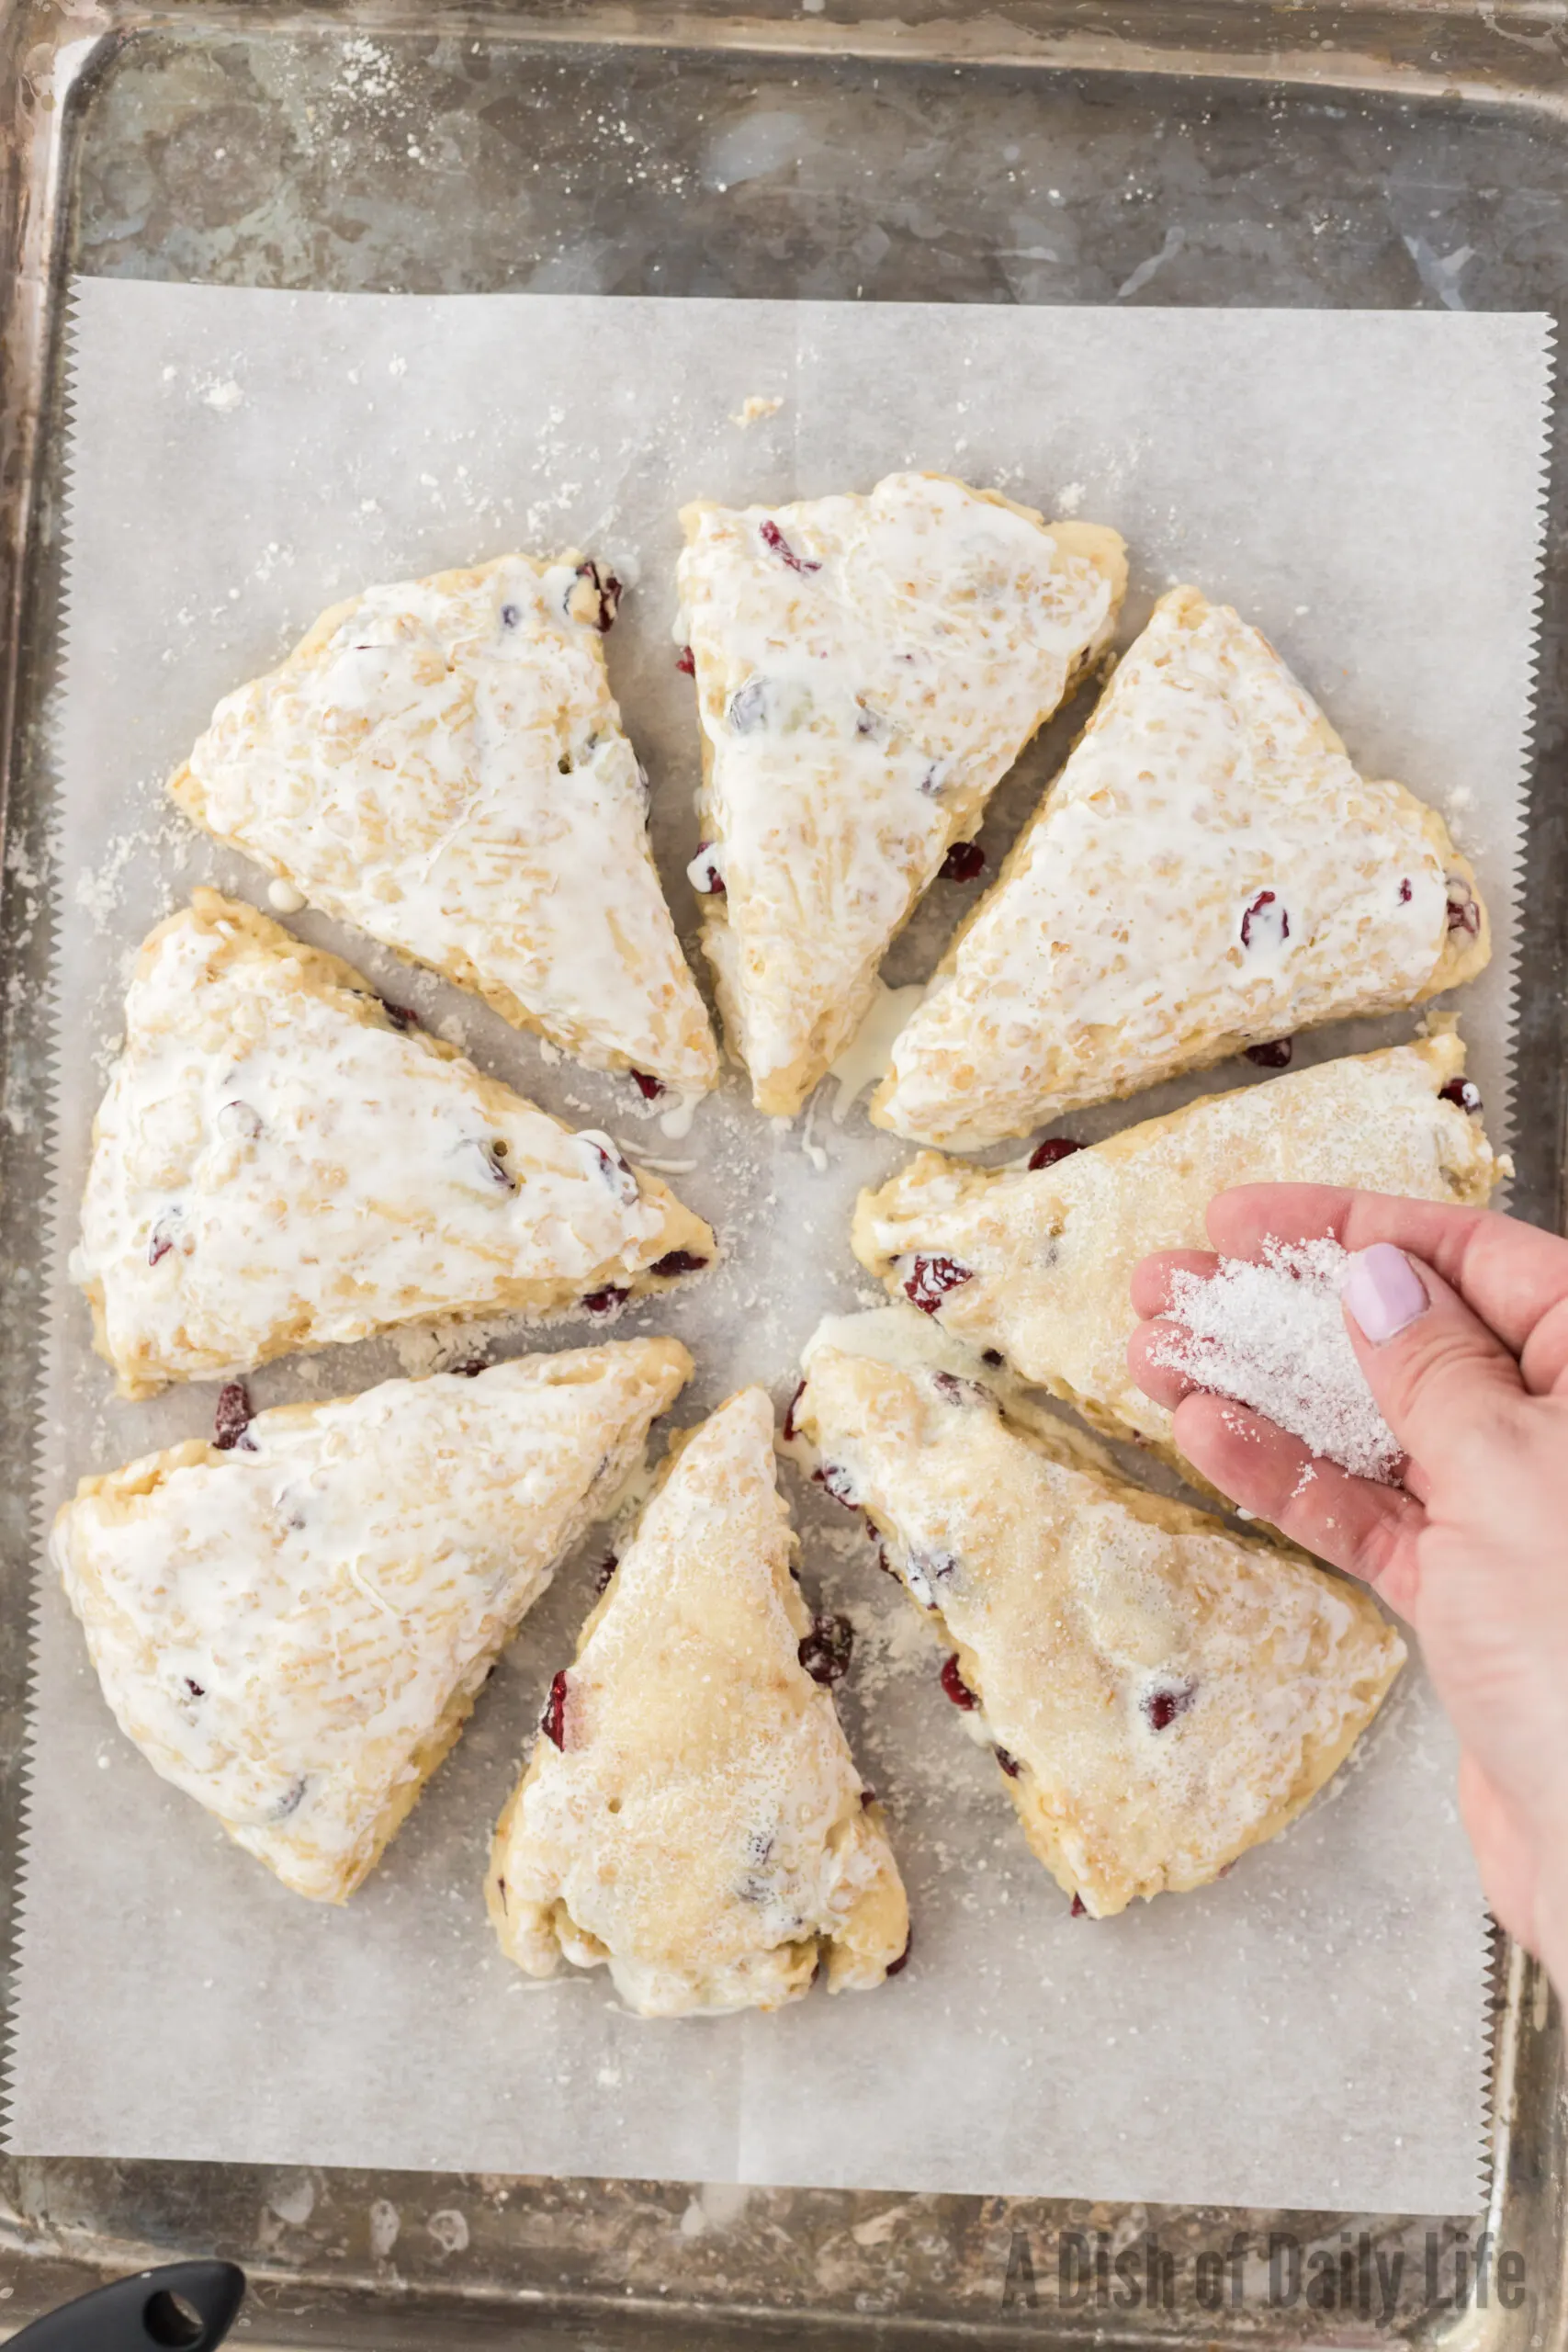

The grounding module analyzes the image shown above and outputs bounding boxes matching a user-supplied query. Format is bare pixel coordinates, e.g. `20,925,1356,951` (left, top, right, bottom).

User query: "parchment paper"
7,285,1550,2209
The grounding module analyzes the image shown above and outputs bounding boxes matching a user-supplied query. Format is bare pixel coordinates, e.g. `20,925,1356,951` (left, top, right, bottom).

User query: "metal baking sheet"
0,4,1565,2346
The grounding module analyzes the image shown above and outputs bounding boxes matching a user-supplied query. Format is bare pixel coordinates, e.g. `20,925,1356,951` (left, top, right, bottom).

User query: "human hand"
1127,1187,1568,1989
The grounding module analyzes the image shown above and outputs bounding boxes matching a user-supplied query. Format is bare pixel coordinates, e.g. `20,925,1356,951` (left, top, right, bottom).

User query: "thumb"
1341,1241,1524,1470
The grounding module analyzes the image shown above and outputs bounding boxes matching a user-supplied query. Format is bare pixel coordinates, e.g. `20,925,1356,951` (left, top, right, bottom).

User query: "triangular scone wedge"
873,587,1491,1148
485,1386,908,2016
794,1340,1404,1917
51,1341,691,1902
170,555,719,1094
855,1032,1503,1493
677,473,1126,1116
73,892,716,1396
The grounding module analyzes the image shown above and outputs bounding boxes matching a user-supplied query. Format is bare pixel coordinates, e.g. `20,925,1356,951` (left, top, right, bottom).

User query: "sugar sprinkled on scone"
873,588,1491,1149
854,1032,1502,1493
794,1335,1404,1918
51,1341,692,1902
171,554,719,1094
73,891,716,1396
486,1385,908,2016
676,471,1126,1116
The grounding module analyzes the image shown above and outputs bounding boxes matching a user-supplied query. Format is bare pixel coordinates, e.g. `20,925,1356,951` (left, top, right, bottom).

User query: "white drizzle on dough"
874,587,1490,1150
676,472,1126,1117
72,892,714,1396
51,1340,693,1902
171,555,718,1092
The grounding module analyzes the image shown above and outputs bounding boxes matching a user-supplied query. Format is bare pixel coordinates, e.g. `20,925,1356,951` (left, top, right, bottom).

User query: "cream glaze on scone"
51,1340,692,1902
795,1340,1404,1917
873,587,1491,1149
73,892,716,1396
485,1386,908,2015
855,1032,1503,1492
676,473,1127,1116
171,555,718,1093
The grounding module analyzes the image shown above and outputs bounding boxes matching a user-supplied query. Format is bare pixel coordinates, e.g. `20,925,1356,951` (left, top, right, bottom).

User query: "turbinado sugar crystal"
1150,1236,1402,1484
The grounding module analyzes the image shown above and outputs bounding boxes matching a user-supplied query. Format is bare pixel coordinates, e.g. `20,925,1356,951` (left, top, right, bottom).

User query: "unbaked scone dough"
170,555,719,1094
51,1340,692,1902
795,1336,1404,1917
854,1032,1503,1491
486,1385,908,2015
873,588,1492,1149
676,472,1126,1116
73,891,716,1396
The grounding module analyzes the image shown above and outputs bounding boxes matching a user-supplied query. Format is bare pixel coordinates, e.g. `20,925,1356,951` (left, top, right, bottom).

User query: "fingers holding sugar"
1134,1235,1404,1486
1127,1248,1221,1321
1171,1391,1425,1611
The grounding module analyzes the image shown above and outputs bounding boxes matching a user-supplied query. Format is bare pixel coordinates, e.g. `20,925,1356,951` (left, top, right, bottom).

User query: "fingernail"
1342,1243,1429,1344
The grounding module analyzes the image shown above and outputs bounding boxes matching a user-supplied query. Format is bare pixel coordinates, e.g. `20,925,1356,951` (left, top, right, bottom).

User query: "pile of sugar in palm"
1150,1235,1403,1484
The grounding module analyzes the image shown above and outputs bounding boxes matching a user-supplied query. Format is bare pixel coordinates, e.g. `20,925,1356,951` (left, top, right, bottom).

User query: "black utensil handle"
7,2259,246,2351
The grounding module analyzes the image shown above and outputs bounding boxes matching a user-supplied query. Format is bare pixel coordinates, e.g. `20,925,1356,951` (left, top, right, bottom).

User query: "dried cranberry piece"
572,560,621,633
1439,1077,1483,1114
676,644,696,675
981,1349,1004,1368
147,1213,179,1268
860,1786,876,1809
798,1612,854,1686
593,1555,618,1595
1397,876,1413,904
903,1254,973,1315
759,518,821,575
1245,1037,1293,1069
940,1654,976,1710
649,1248,708,1278
1028,1137,1083,1172
471,1136,515,1191
382,1001,418,1032
995,1746,1022,1778
931,1369,982,1408
1240,888,1289,951
783,1378,807,1442
886,1934,911,1977
1070,1894,1088,1917
1447,880,1482,935
904,1546,957,1612
690,841,727,896
581,1286,627,1316
183,1677,205,1701
587,1139,639,1205
632,1071,665,1102
919,761,950,796
219,1099,263,1141
815,1462,860,1510
451,1358,488,1378
213,1381,255,1453
541,1668,570,1748
939,841,986,883
728,678,768,733
874,1544,897,1581
1144,1679,1197,1731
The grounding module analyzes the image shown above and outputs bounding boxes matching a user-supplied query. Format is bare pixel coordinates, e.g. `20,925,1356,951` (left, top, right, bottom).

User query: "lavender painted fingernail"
1342,1244,1429,1344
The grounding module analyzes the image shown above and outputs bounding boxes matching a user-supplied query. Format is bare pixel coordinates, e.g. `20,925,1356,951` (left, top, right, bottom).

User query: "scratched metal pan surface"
0,3,1565,2345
